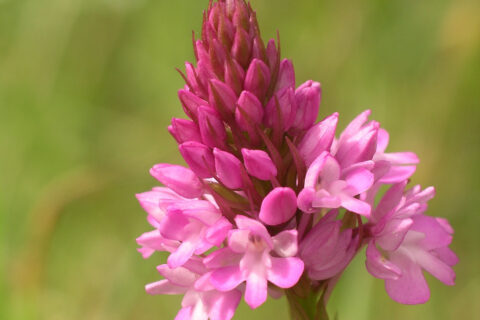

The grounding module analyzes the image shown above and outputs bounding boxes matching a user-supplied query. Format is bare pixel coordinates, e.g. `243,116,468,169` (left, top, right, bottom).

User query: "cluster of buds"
136,1,457,319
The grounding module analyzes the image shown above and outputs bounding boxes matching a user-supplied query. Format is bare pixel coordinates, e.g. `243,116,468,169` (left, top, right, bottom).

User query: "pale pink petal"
340,195,371,216
381,152,419,164
210,266,245,292
365,242,401,280
228,229,250,253
379,166,417,184
344,168,374,194
157,265,197,287
376,128,389,153
267,257,304,288
385,252,430,304
208,290,242,320
376,218,413,251
168,241,197,268
175,307,192,320
146,280,188,295
272,230,298,257
245,272,268,309
235,215,273,248
415,250,456,286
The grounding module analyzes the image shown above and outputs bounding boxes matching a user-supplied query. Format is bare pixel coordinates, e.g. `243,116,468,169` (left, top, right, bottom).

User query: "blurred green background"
1,0,479,319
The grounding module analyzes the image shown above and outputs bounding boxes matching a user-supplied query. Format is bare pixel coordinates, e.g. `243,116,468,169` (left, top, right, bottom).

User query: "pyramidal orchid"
135,1,457,319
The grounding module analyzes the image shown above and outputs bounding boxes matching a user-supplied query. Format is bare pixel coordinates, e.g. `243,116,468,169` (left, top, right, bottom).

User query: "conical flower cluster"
136,1,457,319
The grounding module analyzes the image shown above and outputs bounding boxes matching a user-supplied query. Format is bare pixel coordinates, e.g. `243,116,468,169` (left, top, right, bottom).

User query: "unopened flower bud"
241,148,277,181
244,58,271,102
198,106,227,148
260,187,297,225
179,141,215,178
214,148,243,189
291,80,321,131
169,118,202,144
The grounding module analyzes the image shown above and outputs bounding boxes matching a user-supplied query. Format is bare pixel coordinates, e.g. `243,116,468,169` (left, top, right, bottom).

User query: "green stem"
285,277,330,320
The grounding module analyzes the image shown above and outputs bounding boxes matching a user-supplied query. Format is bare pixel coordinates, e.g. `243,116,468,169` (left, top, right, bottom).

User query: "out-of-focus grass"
1,0,479,319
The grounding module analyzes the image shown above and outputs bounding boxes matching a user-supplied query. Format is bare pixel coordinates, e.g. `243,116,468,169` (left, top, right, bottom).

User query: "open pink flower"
298,151,374,216
146,259,242,320
204,216,304,309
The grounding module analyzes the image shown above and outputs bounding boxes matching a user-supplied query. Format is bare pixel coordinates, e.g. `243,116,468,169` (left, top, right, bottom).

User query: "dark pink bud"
198,106,227,148
179,141,215,178
178,89,208,119
266,39,279,71
210,39,228,79
244,58,271,102
224,58,245,95
150,164,203,199
241,148,277,181
275,59,295,92
208,79,237,116
217,11,235,48
232,27,252,68
291,80,321,131
298,112,338,166
184,62,204,98
265,87,297,131
235,90,264,130
259,187,297,225
169,118,202,144
232,0,250,31
251,35,266,62
213,148,243,189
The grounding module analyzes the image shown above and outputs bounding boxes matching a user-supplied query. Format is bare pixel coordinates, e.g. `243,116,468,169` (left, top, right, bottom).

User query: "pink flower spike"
244,58,271,102
198,106,227,148
241,148,278,181
213,148,243,189
259,187,297,225
298,113,338,166
292,80,321,131
179,141,215,179
150,164,203,199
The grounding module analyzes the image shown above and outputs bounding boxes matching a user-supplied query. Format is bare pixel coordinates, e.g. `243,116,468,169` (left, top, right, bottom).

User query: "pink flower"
205,216,304,309
365,183,458,304
146,259,242,320
159,199,232,268
298,151,374,216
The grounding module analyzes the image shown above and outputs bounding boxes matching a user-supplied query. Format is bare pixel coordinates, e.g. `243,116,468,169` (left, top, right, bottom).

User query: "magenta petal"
206,217,232,246
297,187,317,213
241,148,277,181
170,118,202,144
385,252,430,304
210,266,244,292
259,187,297,226
377,218,413,251
214,148,243,189
244,59,271,102
150,164,203,199
365,242,401,280
245,273,268,309
267,257,304,288
157,264,197,287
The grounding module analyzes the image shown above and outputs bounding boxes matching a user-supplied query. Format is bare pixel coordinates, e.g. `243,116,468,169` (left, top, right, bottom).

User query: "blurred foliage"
1,0,479,319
